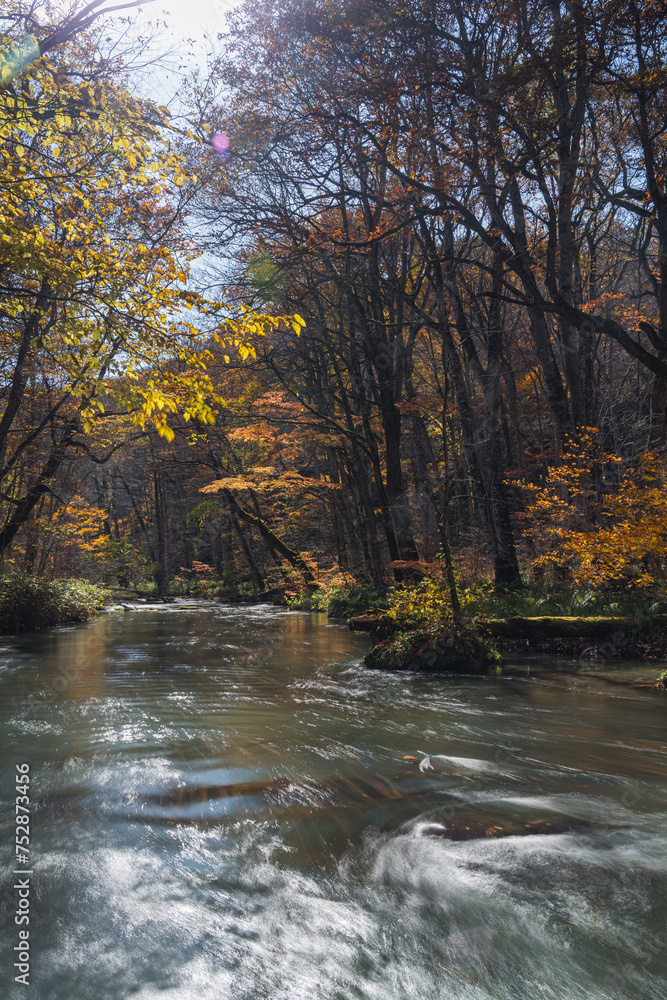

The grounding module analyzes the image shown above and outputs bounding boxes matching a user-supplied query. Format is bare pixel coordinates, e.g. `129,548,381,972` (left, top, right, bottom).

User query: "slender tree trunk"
230,512,264,589
381,402,420,563
0,421,76,555
221,515,236,589
153,470,167,595
222,490,315,585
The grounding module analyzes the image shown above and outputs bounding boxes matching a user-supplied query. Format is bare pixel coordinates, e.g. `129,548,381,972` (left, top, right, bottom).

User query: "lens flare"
435,925,493,981
0,35,40,88
212,132,231,161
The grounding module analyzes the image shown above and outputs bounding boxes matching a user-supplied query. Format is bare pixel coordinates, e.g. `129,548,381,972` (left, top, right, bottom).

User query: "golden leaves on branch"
201,468,340,498
0,23,307,445
511,430,667,589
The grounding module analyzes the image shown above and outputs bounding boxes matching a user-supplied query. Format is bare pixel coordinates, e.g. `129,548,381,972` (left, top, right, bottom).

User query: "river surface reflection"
0,604,666,999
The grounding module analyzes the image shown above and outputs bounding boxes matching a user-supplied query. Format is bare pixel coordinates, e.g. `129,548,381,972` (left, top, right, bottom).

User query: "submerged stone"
415,815,596,841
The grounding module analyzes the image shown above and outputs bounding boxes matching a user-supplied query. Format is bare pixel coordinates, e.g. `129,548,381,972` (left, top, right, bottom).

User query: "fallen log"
347,613,387,632
349,613,667,643
481,614,667,642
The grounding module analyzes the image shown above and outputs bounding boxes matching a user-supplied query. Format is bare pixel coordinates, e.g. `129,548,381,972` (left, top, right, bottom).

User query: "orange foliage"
37,499,109,554
514,432,667,589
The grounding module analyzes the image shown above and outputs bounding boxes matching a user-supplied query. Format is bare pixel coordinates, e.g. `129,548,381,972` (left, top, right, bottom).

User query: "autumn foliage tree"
513,432,667,591
0,3,298,564
4,0,667,602
181,0,667,595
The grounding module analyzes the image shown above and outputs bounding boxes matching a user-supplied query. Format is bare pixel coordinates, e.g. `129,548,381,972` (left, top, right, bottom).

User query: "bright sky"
115,0,243,103
49,0,240,42
136,0,241,68
150,0,240,40
44,0,242,90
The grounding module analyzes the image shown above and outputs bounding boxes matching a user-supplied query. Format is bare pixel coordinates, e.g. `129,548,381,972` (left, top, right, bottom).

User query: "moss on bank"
340,575,667,669
351,610,667,672
0,575,109,632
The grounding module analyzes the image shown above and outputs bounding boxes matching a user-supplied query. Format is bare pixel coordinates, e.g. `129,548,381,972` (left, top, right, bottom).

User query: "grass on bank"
370,577,667,663
384,577,667,628
0,574,109,632
281,572,667,665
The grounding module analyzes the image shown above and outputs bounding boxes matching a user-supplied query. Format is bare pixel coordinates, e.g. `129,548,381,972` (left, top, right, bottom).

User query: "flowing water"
0,604,666,1000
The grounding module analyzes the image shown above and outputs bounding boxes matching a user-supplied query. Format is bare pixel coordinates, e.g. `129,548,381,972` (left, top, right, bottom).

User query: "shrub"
325,583,388,618
385,577,452,628
0,574,110,632
366,622,501,673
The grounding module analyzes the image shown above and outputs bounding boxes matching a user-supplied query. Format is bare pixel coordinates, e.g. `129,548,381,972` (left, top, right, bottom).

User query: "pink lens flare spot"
212,132,231,153
435,925,494,981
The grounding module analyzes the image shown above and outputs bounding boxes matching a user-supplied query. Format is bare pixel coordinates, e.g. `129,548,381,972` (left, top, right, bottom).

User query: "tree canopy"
2,0,667,604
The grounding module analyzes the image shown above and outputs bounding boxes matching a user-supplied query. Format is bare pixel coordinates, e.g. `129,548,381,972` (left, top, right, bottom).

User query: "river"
0,604,666,999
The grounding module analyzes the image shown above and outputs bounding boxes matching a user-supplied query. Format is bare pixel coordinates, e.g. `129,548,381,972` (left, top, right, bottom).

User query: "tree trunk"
222,490,315,585
153,470,167,595
0,421,76,555
231,512,264,589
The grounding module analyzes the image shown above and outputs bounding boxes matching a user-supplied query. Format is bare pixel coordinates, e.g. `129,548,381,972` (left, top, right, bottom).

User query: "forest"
3,8,667,994
2,0,667,638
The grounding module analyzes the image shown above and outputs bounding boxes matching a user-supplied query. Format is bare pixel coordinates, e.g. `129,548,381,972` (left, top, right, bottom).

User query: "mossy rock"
365,623,501,674
347,612,397,640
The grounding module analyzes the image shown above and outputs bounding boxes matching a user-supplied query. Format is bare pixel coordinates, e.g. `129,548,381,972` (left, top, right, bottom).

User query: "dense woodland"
2,0,667,610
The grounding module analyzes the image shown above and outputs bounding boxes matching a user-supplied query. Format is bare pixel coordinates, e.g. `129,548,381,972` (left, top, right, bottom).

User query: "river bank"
349,611,667,688
1,604,665,1000
4,571,667,692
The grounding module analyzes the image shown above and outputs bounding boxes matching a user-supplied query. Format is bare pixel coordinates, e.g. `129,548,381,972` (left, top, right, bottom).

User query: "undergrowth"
284,582,388,616
0,574,110,632
385,577,667,630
